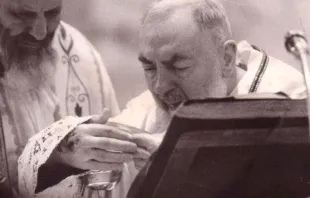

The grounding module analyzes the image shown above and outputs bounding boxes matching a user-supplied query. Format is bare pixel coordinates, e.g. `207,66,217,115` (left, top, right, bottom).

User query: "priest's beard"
0,27,56,98
0,49,56,97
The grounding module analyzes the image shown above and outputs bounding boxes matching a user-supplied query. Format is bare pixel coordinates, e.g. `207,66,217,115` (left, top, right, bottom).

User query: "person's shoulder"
57,21,91,43
267,53,306,98
237,40,301,75
237,40,306,98
52,21,96,51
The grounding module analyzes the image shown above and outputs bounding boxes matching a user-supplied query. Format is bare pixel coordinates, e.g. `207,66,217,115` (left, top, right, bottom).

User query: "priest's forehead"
2,0,62,12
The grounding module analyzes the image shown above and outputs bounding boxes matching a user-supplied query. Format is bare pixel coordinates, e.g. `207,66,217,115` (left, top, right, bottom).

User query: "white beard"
0,51,57,99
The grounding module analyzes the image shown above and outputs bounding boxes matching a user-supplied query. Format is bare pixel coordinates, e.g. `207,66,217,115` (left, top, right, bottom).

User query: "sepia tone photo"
1,0,310,197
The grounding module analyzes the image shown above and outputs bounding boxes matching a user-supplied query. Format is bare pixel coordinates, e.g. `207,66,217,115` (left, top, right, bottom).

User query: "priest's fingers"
87,148,133,163
88,108,111,124
133,147,151,160
76,124,132,141
81,136,137,153
131,133,158,153
133,148,151,170
84,160,124,171
56,147,128,171
134,159,147,171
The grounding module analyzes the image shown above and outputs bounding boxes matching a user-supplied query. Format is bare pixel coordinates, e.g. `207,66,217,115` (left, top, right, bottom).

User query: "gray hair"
142,0,232,48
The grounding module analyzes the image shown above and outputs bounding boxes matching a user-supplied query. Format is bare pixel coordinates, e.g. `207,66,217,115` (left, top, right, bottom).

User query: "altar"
130,97,310,198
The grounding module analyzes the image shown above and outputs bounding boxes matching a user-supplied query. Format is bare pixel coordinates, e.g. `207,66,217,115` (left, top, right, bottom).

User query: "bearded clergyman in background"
13,0,310,197
17,0,309,198
0,0,121,197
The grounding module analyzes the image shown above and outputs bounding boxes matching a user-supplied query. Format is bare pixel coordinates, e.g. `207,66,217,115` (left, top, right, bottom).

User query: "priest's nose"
29,14,47,41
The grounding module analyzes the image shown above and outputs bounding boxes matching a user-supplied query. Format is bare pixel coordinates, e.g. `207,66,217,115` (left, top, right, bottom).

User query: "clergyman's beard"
0,29,56,97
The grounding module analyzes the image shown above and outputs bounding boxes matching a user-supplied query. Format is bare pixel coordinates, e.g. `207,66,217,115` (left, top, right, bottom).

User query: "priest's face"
0,0,61,71
139,7,229,112
0,0,61,92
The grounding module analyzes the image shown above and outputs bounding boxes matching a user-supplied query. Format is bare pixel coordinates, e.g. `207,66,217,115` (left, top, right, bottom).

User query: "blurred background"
62,0,310,109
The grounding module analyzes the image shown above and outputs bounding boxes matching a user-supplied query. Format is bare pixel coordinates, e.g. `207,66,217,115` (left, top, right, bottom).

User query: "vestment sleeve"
108,91,153,128
18,116,92,197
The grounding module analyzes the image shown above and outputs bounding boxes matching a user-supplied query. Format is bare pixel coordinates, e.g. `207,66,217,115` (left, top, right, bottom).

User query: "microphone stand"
285,31,310,142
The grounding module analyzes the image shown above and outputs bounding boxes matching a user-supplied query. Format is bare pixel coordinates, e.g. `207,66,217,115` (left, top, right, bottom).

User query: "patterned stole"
249,45,269,93
0,110,13,197
57,24,91,118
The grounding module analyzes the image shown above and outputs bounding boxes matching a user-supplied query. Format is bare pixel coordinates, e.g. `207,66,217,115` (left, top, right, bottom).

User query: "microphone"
285,30,309,57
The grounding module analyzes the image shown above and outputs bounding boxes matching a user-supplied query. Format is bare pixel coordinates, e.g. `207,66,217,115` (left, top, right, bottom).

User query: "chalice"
84,122,148,198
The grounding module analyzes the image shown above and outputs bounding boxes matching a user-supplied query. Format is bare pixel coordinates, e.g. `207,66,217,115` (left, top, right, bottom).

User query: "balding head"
142,0,232,49
138,0,238,112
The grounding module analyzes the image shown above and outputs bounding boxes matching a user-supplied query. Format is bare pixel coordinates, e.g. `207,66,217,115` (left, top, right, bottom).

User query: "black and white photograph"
1,0,310,197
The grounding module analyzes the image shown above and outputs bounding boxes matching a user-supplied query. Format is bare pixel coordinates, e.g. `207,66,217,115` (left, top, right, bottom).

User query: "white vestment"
18,41,306,198
0,21,119,197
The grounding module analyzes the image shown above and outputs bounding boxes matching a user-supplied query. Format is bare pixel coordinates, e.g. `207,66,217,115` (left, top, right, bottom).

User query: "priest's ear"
222,40,237,78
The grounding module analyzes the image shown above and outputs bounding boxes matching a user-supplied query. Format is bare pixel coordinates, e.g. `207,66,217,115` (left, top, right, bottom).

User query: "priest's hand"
55,109,137,171
131,133,161,170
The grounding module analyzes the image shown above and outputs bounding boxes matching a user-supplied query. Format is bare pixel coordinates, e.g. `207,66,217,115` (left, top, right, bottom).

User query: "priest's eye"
173,67,189,71
10,9,36,20
44,7,61,18
138,55,156,70
143,64,157,72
